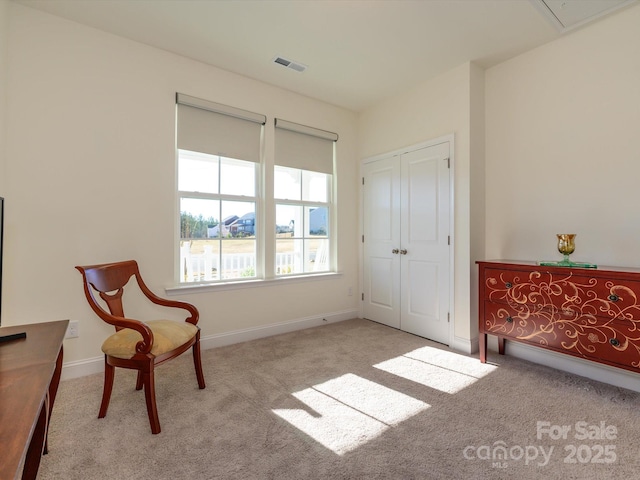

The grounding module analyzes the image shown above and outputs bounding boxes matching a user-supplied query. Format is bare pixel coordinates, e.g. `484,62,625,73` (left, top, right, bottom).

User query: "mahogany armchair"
75,260,205,434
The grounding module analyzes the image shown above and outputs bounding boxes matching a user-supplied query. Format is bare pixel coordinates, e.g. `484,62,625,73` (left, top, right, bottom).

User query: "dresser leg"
498,337,506,355
479,333,487,363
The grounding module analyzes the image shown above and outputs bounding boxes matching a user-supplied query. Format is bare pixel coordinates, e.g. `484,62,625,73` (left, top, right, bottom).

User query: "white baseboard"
60,355,104,380
450,335,478,355
489,339,640,393
199,309,357,350
61,309,358,380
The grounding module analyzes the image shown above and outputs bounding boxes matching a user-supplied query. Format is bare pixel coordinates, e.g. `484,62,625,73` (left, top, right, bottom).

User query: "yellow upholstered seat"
102,320,199,359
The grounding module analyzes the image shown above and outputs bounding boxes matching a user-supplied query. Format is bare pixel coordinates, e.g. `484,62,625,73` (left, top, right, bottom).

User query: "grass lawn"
182,235,325,255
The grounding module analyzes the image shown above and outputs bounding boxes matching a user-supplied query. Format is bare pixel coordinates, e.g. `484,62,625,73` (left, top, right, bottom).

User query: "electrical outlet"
65,320,79,339
348,286,353,296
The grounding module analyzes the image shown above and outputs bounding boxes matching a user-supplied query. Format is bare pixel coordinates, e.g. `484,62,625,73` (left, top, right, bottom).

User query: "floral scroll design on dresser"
485,271,640,367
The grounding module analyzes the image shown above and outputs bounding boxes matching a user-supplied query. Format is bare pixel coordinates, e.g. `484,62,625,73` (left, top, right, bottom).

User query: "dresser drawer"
483,267,640,323
483,301,640,370
483,301,563,349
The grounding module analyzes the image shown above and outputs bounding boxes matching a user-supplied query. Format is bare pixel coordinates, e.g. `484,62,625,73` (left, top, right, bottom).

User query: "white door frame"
359,133,455,346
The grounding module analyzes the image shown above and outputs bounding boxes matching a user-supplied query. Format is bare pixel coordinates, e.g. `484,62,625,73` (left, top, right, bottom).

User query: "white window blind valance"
176,93,266,163
274,118,338,174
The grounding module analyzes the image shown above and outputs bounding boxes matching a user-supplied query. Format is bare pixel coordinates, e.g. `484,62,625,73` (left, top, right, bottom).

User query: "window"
178,151,257,281
274,119,337,276
176,94,264,283
175,95,338,285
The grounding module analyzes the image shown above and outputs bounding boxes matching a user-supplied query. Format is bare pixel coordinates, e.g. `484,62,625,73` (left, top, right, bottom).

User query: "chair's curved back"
76,260,140,326
76,260,199,329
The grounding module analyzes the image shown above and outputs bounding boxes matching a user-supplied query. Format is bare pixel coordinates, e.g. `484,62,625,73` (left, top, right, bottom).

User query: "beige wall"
485,4,640,267
4,4,359,364
358,62,485,350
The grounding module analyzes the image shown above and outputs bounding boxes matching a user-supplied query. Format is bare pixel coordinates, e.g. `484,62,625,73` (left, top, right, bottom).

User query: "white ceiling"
11,0,639,112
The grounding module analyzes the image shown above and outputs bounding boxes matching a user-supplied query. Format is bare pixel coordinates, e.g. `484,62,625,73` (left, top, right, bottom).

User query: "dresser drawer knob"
505,282,512,288
610,338,620,347
608,294,619,302
506,316,514,323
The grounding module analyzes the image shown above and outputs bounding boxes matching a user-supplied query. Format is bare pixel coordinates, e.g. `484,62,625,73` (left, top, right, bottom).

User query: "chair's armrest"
135,276,200,325
79,283,155,350
156,297,200,325
107,315,155,355
148,295,199,325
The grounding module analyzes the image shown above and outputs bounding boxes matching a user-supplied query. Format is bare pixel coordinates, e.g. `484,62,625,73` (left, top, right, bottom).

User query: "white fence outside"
180,241,328,282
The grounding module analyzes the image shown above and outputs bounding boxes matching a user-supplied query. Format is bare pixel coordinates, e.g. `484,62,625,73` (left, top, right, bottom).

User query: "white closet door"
399,142,450,343
362,155,401,329
362,141,451,345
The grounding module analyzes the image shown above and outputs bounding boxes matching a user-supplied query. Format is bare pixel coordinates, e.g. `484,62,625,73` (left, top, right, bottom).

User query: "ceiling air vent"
273,56,307,73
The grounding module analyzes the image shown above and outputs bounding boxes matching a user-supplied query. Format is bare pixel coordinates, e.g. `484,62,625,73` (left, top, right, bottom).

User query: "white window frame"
169,96,340,293
274,167,333,277
273,118,338,278
177,150,261,284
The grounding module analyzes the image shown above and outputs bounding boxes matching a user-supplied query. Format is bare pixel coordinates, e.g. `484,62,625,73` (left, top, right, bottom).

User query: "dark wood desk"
0,320,67,480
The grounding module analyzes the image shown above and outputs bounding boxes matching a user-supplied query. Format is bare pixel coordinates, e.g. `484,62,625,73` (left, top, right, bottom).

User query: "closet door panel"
363,157,401,329
400,143,451,344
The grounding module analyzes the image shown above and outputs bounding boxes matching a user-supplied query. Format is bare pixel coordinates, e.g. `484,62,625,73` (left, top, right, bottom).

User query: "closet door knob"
399,249,408,255
392,249,399,254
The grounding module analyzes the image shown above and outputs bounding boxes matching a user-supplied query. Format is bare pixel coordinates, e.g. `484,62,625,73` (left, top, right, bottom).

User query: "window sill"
165,271,343,296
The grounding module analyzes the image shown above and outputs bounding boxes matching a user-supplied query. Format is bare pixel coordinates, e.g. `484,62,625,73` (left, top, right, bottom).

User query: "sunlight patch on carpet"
272,373,430,455
374,346,498,394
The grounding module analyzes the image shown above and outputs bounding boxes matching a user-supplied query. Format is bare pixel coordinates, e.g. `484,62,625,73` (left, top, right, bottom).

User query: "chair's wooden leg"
193,334,205,389
142,366,161,434
135,371,143,391
99,359,115,419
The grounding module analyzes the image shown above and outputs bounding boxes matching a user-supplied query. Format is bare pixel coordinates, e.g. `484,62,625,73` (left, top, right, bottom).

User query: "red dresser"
478,260,640,373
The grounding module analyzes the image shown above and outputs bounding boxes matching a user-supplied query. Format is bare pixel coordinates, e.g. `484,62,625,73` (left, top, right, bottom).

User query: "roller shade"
177,93,266,163
274,118,337,174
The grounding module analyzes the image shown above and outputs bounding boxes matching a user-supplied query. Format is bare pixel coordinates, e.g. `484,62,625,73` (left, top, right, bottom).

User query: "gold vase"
557,234,576,265
538,234,596,269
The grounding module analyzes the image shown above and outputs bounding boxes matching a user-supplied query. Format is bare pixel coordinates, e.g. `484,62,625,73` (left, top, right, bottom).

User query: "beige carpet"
39,319,640,479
